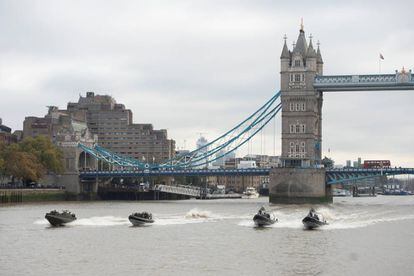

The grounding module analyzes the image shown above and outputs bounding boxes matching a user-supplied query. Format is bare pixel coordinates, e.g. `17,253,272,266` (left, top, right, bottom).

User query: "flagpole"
379,53,384,73
379,57,381,73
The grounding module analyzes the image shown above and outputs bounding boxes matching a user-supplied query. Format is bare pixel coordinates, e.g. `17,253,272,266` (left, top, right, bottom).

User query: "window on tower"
294,60,301,67
289,123,306,134
301,102,306,111
288,141,307,158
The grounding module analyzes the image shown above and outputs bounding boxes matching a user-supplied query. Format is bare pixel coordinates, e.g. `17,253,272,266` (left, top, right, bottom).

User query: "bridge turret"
279,24,323,168
306,37,317,72
280,36,290,72
316,42,323,75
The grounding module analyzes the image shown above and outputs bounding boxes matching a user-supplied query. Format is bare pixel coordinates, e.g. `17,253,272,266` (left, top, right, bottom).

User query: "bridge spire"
293,25,308,56
281,34,290,59
306,34,316,58
316,40,323,64
300,18,304,32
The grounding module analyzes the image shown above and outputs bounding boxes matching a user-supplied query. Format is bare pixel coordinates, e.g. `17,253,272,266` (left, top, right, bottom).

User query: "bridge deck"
79,167,414,179
154,184,202,197
314,73,414,92
79,168,271,177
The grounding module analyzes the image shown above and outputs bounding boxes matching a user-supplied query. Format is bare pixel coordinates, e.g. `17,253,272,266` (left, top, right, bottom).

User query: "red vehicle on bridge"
363,160,391,169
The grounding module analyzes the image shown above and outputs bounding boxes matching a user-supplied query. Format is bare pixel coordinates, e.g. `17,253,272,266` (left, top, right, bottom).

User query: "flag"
379,53,384,60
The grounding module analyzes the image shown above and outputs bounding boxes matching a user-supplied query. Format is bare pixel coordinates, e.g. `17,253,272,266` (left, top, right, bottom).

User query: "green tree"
0,155,4,177
0,141,6,177
4,146,44,183
19,136,64,174
1,136,64,183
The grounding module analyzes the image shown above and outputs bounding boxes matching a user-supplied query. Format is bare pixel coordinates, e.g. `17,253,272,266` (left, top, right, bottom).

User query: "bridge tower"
280,24,323,167
269,23,331,204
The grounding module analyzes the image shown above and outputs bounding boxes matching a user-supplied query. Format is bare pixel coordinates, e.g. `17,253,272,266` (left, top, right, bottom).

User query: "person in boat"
258,206,266,215
309,208,319,220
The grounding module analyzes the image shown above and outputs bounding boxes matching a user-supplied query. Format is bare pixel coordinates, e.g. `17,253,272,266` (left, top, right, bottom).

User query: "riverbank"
0,188,191,204
0,189,73,204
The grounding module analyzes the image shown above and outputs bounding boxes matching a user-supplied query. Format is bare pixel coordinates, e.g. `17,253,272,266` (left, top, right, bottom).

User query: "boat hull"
45,214,76,226
128,215,154,226
253,214,277,227
302,216,327,229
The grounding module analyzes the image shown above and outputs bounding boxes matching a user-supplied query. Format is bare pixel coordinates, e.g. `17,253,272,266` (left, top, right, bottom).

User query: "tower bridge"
72,24,414,202
270,23,414,203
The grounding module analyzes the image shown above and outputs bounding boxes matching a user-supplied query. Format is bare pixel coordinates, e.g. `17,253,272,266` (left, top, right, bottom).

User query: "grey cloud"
0,0,413,166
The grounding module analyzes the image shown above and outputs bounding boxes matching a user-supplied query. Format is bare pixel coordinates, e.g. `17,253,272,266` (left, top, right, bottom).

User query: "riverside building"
66,92,175,163
0,118,18,145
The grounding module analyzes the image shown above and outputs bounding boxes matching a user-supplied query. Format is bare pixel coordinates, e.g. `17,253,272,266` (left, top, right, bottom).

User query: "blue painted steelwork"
326,168,414,185
79,167,414,180
314,71,414,91
79,168,271,178
78,91,282,170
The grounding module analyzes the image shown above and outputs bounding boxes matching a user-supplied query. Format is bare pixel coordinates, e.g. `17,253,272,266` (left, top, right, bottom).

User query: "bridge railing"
154,184,202,197
78,167,271,177
325,167,414,185
314,74,398,85
314,71,414,91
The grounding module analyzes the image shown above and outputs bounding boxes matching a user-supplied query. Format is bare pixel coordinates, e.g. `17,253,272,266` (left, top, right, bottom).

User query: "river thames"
1,196,414,275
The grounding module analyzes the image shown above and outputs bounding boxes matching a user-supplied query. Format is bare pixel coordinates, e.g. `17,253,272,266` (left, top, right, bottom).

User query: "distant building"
237,160,257,169
243,154,281,168
212,149,226,167
23,106,97,172
208,174,261,193
0,118,18,145
346,160,352,167
196,136,208,168
224,157,242,169
66,92,175,163
212,150,236,167
196,136,208,150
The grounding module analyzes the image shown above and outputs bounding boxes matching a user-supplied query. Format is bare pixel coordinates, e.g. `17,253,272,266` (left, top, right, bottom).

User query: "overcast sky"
0,0,413,166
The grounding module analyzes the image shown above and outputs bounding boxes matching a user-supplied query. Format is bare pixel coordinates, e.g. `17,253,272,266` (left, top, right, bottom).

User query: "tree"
19,136,64,174
322,156,334,168
0,141,6,178
4,147,44,183
1,136,64,184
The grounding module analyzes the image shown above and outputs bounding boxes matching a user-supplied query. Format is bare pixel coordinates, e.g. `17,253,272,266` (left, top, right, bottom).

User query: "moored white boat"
243,187,259,199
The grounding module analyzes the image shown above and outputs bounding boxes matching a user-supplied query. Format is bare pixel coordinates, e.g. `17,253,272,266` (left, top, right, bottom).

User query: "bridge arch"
78,151,96,171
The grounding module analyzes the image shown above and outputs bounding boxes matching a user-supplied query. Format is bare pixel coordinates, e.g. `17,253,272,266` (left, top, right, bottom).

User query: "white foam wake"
238,207,414,230
185,208,213,219
72,216,130,226
34,219,49,225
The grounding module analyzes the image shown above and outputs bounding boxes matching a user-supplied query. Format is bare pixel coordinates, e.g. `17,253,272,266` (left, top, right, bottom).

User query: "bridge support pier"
269,168,332,204
55,173,98,198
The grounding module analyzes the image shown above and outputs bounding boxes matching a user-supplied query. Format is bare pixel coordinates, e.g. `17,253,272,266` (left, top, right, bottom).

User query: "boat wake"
34,216,130,227
155,208,244,226
238,206,414,230
72,216,129,226
185,208,213,219
155,208,221,226
34,219,49,225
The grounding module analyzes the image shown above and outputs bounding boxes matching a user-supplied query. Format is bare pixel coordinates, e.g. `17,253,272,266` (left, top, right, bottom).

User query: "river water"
1,196,414,275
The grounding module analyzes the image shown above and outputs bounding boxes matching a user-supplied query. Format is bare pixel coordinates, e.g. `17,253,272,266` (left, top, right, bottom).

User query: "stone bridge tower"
269,24,331,204
280,24,323,167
